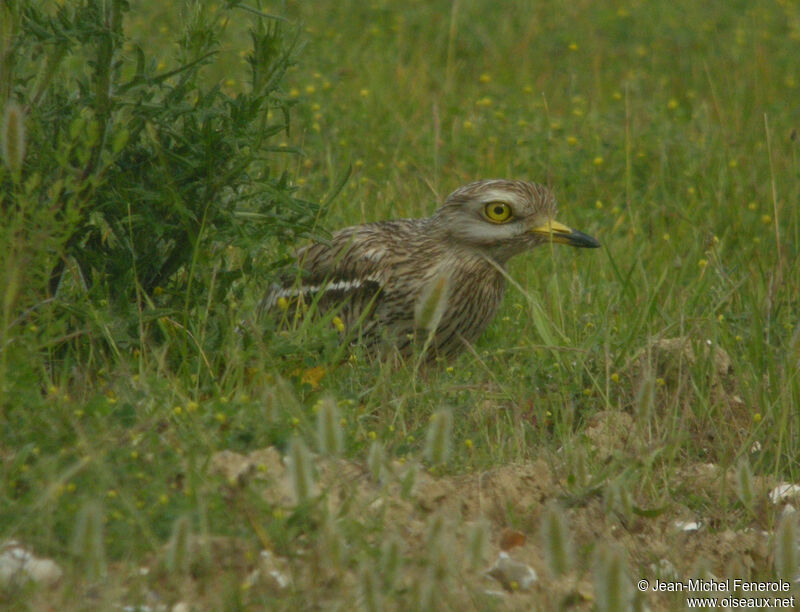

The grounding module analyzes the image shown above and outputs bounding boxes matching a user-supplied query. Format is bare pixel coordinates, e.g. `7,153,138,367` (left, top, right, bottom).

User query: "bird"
263,179,600,360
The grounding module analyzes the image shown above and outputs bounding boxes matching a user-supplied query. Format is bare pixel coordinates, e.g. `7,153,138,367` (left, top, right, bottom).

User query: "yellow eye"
484,202,513,223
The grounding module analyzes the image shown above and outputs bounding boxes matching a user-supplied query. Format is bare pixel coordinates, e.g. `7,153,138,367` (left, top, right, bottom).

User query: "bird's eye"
484,202,513,223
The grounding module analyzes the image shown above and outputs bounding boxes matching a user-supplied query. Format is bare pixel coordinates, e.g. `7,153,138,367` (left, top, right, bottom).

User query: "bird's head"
432,179,600,263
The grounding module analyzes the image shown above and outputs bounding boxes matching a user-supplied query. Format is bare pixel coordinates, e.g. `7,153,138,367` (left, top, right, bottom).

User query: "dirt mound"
195,445,793,610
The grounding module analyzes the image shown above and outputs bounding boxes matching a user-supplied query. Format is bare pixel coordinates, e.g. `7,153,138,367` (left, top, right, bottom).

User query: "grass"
2,0,799,609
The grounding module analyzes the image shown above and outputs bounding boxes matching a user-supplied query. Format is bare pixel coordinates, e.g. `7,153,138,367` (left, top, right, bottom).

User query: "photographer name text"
648,578,790,593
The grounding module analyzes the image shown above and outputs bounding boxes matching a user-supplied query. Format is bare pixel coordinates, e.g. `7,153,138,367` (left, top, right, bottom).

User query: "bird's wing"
262,222,409,322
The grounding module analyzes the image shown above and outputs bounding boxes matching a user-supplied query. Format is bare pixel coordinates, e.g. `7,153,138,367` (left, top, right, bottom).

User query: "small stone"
243,550,291,591
770,483,800,504
486,552,537,592
674,520,702,532
0,541,62,588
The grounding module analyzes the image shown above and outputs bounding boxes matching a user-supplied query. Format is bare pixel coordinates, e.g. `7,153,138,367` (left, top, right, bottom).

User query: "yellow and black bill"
530,219,600,248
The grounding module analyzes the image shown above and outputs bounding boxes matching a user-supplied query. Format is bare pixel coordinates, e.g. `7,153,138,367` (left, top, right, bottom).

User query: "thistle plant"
0,0,325,376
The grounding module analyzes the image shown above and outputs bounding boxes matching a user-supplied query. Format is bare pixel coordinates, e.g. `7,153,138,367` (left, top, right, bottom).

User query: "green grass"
2,0,800,609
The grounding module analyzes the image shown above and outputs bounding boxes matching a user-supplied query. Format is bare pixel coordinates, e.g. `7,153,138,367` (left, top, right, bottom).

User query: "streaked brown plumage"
265,179,600,359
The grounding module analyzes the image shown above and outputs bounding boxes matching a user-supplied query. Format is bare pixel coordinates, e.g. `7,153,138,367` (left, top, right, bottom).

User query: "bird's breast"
416,254,506,355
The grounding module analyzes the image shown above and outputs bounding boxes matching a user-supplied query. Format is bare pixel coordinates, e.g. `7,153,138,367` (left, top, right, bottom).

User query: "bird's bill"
530,219,601,248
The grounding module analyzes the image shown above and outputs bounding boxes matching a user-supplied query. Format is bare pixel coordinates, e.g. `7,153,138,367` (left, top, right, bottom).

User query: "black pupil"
494,206,504,216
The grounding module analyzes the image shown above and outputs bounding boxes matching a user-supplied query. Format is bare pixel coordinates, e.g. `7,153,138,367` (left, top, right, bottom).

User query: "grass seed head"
287,436,315,503
566,446,589,489
774,510,799,580
634,372,655,422
358,561,383,612
604,478,633,522
400,462,417,498
380,536,403,590
321,514,347,568
466,520,489,569
735,459,755,511
165,514,192,575
316,396,343,456
1,101,25,180
592,543,631,612
416,566,438,611
424,408,453,466
414,273,449,332
424,512,451,580
540,503,573,577
71,501,106,581
367,440,385,482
